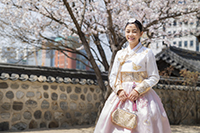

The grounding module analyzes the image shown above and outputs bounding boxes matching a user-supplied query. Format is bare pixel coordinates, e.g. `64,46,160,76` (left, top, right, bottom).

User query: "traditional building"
156,45,200,75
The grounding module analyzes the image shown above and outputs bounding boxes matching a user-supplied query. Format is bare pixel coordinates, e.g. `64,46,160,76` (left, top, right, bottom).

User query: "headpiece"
128,18,136,23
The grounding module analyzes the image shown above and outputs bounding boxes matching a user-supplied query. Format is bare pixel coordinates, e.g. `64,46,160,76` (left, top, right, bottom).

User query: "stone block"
51,93,58,100
0,122,9,131
11,122,27,131
70,102,77,110
95,102,100,108
60,94,67,100
83,113,90,123
70,94,78,101
26,91,35,98
83,87,88,93
91,112,97,122
1,102,11,110
75,87,81,93
74,112,82,117
48,122,59,128
0,82,8,89
16,91,24,99
25,100,37,108
34,110,42,119
80,94,85,101
51,85,57,90
43,85,49,90
23,111,32,120
13,101,23,111
87,93,92,102
6,91,14,99
87,103,93,110
66,113,71,119
60,101,68,110
1,113,10,119
44,111,52,121
11,83,19,89
29,120,37,129
32,84,41,89
40,122,46,128
59,86,65,92
99,94,103,101
61,122,70,128
21,84,29,89
44,92,49,98
41,100,49,109
90,88,94,92
67,86,72,93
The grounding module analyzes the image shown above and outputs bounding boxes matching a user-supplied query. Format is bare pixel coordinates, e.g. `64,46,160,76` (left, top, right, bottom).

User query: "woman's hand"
117,90,128,102
128,90,139,101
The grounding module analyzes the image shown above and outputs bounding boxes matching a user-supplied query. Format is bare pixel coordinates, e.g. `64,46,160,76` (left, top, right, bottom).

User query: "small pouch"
111,101,137,130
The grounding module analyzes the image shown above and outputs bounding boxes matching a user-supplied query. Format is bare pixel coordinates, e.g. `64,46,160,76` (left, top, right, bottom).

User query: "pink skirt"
94,82,171,133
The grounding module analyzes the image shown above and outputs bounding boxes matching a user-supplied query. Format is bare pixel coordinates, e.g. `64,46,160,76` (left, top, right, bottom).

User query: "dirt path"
3,125,200,133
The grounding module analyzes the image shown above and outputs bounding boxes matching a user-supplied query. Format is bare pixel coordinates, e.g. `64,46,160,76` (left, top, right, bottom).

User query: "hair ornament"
128,18,136,23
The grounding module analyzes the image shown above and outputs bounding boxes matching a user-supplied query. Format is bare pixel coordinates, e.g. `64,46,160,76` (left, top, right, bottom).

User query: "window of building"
173,20,177,26
197,44,199,51
190,40,193,47
184,41,188,47
173,42,176,45
197,20,200,27
190,22,194,25
179,22,182,25
179,41,182,47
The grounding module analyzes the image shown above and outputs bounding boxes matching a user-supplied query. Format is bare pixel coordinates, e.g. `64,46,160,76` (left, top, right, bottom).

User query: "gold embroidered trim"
132,62,142,70
121,71,148,83
135,80,150,95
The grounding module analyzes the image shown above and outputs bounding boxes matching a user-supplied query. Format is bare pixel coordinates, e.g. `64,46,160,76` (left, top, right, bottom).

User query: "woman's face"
125,24,143,45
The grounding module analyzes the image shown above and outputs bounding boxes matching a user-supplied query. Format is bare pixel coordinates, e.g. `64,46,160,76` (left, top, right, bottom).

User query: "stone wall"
1,78,200,131
154,86,200,125
0,80,102,131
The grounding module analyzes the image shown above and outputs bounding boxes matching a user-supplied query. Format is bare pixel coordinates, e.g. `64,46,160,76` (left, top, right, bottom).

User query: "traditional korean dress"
94,42,171,133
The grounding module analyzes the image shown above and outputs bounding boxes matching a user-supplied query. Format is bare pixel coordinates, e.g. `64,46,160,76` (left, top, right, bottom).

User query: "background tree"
0,0,200,101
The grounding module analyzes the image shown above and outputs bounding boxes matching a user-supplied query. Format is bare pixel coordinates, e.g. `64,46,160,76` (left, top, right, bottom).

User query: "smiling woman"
125,20,143,50
94,18,172,133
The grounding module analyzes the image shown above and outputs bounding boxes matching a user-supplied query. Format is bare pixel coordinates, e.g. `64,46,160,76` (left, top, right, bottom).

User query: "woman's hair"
125,19,143,32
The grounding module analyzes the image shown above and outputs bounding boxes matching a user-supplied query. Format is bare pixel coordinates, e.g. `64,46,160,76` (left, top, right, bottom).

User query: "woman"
94,18,171,133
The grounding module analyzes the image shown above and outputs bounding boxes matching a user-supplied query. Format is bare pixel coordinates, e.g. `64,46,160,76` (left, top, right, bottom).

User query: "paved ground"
4,125,200,133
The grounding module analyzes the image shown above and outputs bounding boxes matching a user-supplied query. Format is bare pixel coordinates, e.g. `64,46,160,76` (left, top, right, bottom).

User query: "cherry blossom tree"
0,0,200,100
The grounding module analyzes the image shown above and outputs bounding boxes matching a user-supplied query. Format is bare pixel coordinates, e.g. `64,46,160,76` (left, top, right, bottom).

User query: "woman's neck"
129,42,139,49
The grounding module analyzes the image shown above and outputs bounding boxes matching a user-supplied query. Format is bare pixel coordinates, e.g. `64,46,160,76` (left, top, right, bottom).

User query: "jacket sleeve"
109,52,123,94
134,49,160,95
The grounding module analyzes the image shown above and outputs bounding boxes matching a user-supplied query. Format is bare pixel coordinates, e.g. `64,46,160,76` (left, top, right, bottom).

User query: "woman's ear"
140,31,144,37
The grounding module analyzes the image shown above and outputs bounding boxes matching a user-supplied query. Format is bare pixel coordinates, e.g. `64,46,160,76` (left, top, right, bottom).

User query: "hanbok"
94,42,171,133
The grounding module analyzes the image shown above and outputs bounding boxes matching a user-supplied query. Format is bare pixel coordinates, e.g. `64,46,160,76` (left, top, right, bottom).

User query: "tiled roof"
156,46,200,72
0,63,108,86
0,62,199,90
